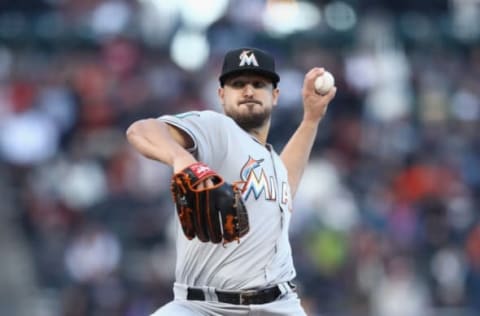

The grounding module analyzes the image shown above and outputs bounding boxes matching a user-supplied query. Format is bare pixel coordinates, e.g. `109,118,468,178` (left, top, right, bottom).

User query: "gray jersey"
159,110,296,290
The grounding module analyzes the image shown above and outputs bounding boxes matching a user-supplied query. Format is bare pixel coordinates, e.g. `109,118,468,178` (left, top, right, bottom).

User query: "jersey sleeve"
158,110,228,166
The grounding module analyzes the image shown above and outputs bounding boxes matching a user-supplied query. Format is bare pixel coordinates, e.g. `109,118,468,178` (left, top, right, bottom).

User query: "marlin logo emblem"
240,156,264,181
239,156,276,201
238,156,291,205
239,50,259,67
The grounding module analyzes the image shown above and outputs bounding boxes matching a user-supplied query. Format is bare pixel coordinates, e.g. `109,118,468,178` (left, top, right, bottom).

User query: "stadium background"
0,0,479,315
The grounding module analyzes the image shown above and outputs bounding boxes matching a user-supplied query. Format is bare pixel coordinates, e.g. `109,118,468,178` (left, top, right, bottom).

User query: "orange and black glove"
170,162,249,244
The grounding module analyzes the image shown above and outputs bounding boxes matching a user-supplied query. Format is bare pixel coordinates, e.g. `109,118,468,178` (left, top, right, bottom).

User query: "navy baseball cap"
219,48,280,87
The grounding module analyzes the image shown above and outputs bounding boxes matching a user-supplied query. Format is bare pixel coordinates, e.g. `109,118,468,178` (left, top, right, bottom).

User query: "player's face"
218,74,279,131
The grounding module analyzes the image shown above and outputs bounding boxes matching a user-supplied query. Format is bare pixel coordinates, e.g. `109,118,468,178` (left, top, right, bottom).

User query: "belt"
186,282,295,305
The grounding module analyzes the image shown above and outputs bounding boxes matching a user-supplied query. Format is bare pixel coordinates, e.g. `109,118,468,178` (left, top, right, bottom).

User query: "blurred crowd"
0,1,479,316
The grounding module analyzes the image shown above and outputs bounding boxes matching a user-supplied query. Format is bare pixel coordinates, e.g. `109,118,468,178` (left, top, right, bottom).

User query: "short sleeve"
158,110,229,166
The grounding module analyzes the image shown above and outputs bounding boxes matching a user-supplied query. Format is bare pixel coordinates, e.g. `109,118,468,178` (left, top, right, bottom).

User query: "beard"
225,104,272,131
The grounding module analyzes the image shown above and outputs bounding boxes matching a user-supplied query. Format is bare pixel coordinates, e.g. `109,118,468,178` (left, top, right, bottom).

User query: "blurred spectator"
64,223,121,283
370,256,432,316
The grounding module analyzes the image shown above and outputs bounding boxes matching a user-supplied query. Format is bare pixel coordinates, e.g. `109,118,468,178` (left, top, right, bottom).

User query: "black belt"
186,282,295,305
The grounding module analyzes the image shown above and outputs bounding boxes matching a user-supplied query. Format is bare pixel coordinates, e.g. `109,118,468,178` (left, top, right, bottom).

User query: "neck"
246,121,270,145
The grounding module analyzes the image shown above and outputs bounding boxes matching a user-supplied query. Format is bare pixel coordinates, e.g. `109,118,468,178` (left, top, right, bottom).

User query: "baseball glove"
170,162,249,244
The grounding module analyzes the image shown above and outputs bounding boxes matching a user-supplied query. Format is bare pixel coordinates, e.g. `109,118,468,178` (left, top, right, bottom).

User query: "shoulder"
160,110,228,122
173,110,239,128
158,110,241,142
198,110,234,124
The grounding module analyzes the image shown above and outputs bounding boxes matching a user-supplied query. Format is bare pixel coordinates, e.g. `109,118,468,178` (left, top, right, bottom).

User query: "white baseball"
314,71,335,95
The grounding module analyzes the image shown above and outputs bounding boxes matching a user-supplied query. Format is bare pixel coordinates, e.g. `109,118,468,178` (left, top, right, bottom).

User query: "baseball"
314,71,335,95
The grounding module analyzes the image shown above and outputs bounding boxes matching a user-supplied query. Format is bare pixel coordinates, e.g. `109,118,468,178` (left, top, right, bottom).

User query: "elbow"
125,120,142,143
125,119,151,145
126,119,155,142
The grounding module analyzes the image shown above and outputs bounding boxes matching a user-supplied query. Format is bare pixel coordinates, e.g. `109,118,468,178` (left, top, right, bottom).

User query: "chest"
214,136,292,212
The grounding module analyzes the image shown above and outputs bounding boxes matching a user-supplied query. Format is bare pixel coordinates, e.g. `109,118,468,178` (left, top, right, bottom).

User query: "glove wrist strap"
183,162,217,185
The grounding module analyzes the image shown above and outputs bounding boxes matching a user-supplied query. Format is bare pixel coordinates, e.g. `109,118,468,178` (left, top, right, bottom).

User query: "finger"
323,86,337,102
306,67,324,77
205,179,214,188
196,179,214,190
304,67,325,89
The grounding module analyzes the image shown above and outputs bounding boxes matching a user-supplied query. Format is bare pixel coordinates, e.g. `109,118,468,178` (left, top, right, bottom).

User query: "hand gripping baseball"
170,162,249,244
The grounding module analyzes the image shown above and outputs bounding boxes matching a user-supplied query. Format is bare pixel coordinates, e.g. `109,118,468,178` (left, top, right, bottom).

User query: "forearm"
282,67,336,198
280,119,319,198
126,119,197,171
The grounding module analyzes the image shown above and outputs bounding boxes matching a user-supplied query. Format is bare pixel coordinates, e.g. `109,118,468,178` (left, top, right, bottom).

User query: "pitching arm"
126,118,197,172
280,68,336,198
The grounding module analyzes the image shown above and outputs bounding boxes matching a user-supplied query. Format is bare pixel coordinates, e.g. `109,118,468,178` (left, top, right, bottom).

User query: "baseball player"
126,47,336,315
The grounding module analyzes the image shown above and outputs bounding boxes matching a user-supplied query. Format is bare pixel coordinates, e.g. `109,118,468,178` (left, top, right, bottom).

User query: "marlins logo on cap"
239,50,259,67
219,47,280,87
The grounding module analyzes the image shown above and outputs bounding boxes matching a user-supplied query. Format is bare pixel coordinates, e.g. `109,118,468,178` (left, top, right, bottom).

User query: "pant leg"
150,301,202,316
251,292,307,316
151,300,250,316
157,283,304,316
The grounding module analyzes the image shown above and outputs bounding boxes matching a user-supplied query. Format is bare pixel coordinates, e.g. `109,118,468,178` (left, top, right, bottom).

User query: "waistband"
174,281,296,305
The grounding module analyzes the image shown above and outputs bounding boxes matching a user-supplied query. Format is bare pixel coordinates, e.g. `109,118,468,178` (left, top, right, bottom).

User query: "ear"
217,87,225,107
272,87,280,107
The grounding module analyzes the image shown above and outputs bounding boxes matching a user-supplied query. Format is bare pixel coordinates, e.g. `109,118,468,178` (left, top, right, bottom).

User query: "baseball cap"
219,47,280,87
